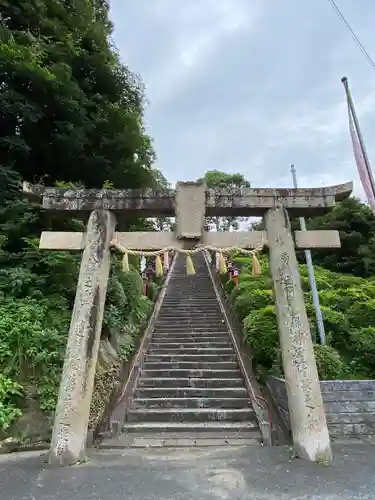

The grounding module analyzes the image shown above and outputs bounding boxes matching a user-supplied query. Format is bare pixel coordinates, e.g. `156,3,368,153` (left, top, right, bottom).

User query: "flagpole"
341,76,375,197
290,164,326,345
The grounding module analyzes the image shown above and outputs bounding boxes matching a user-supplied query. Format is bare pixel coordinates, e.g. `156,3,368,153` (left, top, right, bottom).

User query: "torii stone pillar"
265,205,331,462
50,209,116,465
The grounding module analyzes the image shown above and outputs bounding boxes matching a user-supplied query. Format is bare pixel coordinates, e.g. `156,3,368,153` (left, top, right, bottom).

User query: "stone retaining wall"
267,376,375,438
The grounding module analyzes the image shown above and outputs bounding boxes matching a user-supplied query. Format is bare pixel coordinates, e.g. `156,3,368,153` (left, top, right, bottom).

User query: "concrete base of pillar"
295,432,332,463
49,447,87,467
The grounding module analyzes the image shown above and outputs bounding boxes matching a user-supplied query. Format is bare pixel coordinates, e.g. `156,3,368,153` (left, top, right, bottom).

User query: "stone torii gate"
24,180,352,465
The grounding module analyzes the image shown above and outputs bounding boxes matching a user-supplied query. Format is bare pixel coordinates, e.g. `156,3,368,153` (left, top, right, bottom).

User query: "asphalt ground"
1,440,375,499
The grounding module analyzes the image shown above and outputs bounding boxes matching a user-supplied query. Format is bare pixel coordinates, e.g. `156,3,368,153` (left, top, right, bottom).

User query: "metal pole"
341,76,375,198
291,164,326,345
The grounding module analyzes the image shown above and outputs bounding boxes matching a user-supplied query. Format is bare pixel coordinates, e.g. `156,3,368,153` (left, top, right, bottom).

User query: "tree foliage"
148,168,173,231
223,253,375,381
0,0,155,188
0,0,162,436
305,198,375,277
251,197,375,278
197,170,250,231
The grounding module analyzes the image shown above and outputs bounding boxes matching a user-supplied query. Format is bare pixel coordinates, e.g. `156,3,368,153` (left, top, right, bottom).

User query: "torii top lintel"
23,180,353,218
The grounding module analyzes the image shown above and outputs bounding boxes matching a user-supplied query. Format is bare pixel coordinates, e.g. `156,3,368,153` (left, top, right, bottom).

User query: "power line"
327,0,375,73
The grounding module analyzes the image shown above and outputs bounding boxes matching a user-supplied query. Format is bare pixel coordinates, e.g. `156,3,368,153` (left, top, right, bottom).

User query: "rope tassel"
155,254,163,277
110,238,265,278
218,252,227,274
186,254,196,275
252,253,261,276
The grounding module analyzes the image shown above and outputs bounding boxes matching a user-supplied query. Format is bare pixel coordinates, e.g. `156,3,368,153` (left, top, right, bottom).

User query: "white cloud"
141,1,263,108
110,0,375,203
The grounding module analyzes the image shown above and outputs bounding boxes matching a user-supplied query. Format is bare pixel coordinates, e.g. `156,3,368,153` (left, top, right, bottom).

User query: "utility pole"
290,164,326,345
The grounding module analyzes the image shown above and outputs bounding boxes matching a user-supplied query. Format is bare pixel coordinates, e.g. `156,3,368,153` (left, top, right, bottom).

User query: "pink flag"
347,104,375,214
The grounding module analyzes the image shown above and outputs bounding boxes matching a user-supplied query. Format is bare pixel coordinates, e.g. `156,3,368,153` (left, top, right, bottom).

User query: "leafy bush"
0,255,159,431
350,327,375,370
348,300,375,329
116,267,144,314
146,281,159,302
313,344,344,380
224,251,375,381
0,298,69,382
243,306,279,369
234,289,273,320
0,375,22,432
319,288,372,313
319,306,350,350
299,265,333,292
230,277,271,302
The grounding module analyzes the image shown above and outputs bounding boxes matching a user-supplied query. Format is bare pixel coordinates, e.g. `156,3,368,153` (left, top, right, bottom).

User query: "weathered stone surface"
268,377,375,439
205,182,353,217
175,182,205,239
265,206,332,463
39,229,341,251
42,187,174,216
23,181,353,217
48,209,116,466
294,230,341,249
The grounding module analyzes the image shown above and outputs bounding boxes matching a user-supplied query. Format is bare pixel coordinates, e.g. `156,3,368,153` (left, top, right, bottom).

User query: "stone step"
157,318,222,325
101,432,261,448
163,290,216,293
167,290,216,293
121,421,259,433
153,327,226,333
156,320,224,326
142,361,238,370
163,295,218,298
134,387,248,398
131,397,252,409
161,295,217,299
140,369,242,379
102,436,260,448
162,300,220,305
154,320,225,324
167,283,213,286
137,377,246,388
151,335,230,343
157,313,223,319
149,342,232,350
151,332,229,338
145,354,236,363
160,308,223,314
152,327,228,333
150,339,230,346
162,300,220,304
126,407,256,422
160,306,222,312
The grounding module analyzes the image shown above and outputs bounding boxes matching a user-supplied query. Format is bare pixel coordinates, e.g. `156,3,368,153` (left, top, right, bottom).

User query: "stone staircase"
111,252,263,447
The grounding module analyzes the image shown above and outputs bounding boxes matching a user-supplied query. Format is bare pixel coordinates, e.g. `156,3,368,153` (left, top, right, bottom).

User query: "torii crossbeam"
24,180,353,466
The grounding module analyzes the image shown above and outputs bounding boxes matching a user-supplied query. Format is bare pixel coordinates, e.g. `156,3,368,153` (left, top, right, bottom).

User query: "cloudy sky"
110,0,375,197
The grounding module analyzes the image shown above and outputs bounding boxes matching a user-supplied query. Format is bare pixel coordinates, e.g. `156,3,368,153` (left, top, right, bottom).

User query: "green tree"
197,170,250,231
148,169,173,231
250,197,375,277
306,198,375,277
0,0,155,188
0,0,165,435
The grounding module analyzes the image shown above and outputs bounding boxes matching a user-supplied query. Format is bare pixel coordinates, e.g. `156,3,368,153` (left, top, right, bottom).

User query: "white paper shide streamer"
163,251,169,270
